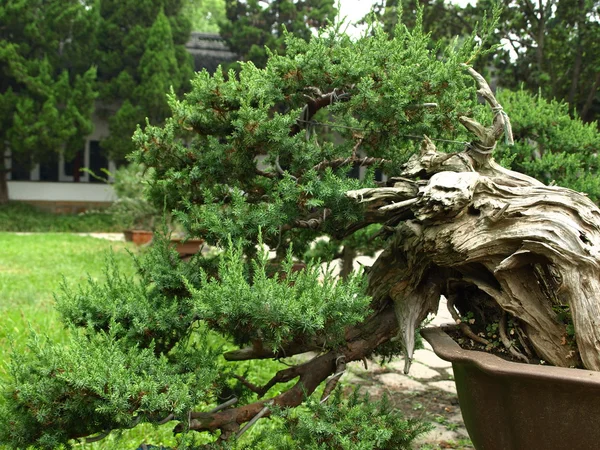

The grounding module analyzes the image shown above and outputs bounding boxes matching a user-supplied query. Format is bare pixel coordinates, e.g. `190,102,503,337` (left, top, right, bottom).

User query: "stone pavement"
77,232,125,241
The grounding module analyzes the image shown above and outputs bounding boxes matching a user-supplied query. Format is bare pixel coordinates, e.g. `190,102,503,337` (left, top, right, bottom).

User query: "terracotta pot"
123,230,153,245
170,238,204,257
421,326,600,450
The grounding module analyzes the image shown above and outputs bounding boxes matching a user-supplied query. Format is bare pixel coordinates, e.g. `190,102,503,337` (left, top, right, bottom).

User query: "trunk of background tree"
0,170,9,205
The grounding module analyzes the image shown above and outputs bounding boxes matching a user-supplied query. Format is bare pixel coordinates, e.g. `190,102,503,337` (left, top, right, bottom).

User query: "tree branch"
311,156,390,173
290,87,352,137
179,306,398,437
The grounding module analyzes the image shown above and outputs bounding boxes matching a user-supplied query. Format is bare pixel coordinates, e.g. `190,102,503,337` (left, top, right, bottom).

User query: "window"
10,157,31,181
39,153,59,181
64,149,84,182
88,140,109,183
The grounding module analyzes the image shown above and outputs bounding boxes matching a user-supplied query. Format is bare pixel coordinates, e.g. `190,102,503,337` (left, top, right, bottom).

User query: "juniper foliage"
133,21,487,258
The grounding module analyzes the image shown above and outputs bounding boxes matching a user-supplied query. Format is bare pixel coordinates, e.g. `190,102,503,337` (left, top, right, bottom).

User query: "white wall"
7,181,116,202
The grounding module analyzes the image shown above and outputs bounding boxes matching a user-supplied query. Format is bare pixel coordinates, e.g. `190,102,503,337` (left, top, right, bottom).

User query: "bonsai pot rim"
123,229,154,245
420,325,600,386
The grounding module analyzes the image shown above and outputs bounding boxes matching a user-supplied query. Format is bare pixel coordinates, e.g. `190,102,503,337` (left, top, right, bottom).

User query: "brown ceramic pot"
123,229,153,245
421,326,600,450
169,238,204,257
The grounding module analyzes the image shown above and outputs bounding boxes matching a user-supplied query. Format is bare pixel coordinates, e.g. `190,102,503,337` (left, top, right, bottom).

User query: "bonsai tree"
3,14,600,449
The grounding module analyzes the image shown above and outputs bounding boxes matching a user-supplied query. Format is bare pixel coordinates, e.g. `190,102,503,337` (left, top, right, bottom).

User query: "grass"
0,233,135,343
0,202,122,232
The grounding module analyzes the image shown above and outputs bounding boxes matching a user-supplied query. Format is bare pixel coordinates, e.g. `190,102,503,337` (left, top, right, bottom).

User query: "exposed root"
515,325,534,360
498,313,529,363
446,296,490,346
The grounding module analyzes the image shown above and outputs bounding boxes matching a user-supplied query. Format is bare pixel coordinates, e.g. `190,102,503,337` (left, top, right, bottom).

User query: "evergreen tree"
184,0,226,33
96,0,194,161
495,88,600,200
375,0,600,123
220,0,337,68
0,0,98,204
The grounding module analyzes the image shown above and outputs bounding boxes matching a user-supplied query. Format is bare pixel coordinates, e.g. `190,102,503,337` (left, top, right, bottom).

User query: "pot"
421,326,600,450
169,238,204,258
123,229,153,245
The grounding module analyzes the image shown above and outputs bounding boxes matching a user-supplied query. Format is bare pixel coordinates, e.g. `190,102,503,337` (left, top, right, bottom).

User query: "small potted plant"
109,163,158,245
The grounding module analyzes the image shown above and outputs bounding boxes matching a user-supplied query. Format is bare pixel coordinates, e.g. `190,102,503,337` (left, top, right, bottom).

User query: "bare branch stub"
320,355,346,403
312,156,390,173
459,64,514,158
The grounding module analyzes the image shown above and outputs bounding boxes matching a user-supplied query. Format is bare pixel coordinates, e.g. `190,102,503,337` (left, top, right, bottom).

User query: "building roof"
186,32,238,73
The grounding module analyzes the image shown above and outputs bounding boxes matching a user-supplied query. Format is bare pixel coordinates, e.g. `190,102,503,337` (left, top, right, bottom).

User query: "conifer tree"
184,0,226,33
96,0,193,161
376,0,600,123
0,0,98,204
220,0,337,68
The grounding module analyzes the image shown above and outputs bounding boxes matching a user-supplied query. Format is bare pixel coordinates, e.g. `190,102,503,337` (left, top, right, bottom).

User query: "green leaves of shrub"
0,327,219,449
187,238,371,352
244,388,431,450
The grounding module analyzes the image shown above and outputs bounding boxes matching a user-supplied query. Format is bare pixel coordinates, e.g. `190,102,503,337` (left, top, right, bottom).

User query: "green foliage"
97,0,194,160
0,0,98,181
0,202,120,232
56,232,206,353
133,20,485,255
246,389,431,449
220,0,338,68
1,235,220,449
187,239,371,351
0,326,219,449
376,1,600,123
107,163,160,230
184,0,226,33
495,88,600,201
0,15,515,449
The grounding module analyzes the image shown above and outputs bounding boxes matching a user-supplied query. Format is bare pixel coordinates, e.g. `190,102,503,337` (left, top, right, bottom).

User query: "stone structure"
187,32,237,73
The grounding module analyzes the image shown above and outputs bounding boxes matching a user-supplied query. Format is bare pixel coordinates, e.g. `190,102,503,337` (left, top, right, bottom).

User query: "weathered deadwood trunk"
350,67,600,372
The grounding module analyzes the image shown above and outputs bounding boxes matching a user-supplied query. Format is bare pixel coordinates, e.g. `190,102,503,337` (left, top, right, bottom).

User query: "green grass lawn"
0,202,122,232
0,233,135,342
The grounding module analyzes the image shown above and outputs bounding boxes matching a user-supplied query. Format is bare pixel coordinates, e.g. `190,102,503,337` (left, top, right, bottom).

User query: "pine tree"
96,0,194,161
220,0,337,68
0,0,98,204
